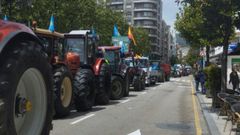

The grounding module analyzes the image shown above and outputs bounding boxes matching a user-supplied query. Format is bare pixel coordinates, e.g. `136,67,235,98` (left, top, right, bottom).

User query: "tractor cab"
64,30,98,66
98,46,121,73
33,28,64,61
32,28,80,74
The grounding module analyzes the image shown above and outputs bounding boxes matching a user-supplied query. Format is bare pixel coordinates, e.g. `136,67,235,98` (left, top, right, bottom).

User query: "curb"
191,78,221,135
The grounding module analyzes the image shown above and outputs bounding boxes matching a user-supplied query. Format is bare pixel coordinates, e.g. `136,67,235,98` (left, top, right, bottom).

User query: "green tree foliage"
175,0,240,91
130,27,151,56
184,46,200,66
0,0,128,45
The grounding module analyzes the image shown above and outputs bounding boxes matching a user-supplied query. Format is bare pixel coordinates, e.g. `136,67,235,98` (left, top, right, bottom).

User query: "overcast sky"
162,0,180,32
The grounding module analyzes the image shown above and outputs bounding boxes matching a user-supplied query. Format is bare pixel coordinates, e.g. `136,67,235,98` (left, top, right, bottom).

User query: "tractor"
124,57,146,91
32,27,80,117
64,30,111,111
0,21,53,135
98,46,130,99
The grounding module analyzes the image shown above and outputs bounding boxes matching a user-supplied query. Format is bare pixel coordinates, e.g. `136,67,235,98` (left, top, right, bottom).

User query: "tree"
130,27,151,56
0,0,128,45
176,0,240,92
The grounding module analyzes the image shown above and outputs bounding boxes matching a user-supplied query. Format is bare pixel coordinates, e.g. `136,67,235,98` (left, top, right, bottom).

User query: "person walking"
198,70,206,94
229,68,239,91
194,70,200,92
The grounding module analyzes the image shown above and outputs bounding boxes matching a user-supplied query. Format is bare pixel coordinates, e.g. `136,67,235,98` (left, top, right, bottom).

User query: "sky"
162,0,180,32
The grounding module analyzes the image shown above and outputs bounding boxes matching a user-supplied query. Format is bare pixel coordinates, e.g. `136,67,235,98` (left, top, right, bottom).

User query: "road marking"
191,81,202,135
128,129,141,135
0,102,3,106
70,114,95,125
121,99,130,104
140,92,147,95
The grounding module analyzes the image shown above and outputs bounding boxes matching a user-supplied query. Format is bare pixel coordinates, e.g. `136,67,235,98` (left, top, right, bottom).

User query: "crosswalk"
171,77,190,83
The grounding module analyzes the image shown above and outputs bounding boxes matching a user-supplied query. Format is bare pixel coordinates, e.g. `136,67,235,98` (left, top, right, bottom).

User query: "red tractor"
98,46,130,99
64,30,111,110
0,21,53,134
33,28,80,117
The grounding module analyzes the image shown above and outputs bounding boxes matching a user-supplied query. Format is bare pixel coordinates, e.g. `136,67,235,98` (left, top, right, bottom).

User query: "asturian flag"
113,24,121,37
48,15,55,32
3,15,8,21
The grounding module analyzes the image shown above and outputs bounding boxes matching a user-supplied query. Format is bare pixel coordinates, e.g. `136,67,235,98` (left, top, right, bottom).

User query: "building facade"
107,0,163,60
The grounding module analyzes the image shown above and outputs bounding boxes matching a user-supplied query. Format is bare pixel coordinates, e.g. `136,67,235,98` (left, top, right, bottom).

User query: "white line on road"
128,129,141,135
140,92,147,95
70,114,95,125
121,99,130,104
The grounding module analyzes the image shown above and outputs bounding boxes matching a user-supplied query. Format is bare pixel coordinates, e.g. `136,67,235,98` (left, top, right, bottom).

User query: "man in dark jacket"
194,70,200,91
229,68,240,91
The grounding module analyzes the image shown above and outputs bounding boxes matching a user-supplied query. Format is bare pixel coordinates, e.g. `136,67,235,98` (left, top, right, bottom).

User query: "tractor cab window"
105,51,115,64
138,59,148,68
151,62,160,70
54,38,64,59
124,59,134,67
87,38,94,59
66,38,85,62
38,36,53,58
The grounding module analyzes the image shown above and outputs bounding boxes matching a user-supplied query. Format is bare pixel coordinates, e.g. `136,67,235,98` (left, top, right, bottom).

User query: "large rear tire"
0,40,53,135
123,74,130,97
111,76,124,100
73,69,95,111
53,66,73,118
133,76,142,91
95,63,111,105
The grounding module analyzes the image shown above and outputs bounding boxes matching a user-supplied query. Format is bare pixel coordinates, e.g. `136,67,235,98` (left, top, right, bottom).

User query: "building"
107,0,163,60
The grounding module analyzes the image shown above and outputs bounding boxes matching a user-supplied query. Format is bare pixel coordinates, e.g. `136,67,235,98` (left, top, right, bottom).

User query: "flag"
48,15,55,32
3,15,8,21
128,26,136,46
113,24,120,37
91,27,97,41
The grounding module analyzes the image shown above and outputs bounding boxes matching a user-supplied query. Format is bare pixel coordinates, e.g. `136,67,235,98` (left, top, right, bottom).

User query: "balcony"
149,34,158,38
133,0,158,4
133,8,158,12
107,0,124,5
133,16,158,21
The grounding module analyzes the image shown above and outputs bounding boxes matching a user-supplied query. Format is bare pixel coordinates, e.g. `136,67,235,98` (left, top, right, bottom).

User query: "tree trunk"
221,31,231,92
206,46,210,66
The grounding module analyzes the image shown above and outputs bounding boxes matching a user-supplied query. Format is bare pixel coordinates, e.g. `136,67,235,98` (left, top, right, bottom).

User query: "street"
51,76,206,135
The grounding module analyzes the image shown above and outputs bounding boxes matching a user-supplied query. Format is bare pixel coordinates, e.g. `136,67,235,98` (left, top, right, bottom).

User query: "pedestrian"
194,70,200,92
229,68,239,91
198,70,206,94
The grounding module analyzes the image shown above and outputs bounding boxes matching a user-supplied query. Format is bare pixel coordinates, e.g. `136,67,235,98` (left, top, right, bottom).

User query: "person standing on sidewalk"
194,70,200,92
229,68,239,91
199,70,206,94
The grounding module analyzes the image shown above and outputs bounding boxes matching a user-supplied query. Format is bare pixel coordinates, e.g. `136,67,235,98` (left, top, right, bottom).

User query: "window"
66,38,85,62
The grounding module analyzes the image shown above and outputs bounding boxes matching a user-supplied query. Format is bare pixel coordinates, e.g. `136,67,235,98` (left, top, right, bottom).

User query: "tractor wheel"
166,75,170,81
95,63,111,105
53,66,73,118
0,41,53,135
73,69,95,111
111,76,124,100
123,74,130,97
133,76,142,91
141,78,146,90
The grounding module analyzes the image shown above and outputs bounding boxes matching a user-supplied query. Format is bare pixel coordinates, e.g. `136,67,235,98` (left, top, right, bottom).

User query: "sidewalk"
194,83,237,135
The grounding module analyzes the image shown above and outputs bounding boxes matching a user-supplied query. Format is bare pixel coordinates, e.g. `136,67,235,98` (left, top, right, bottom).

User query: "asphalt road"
50,76,208,135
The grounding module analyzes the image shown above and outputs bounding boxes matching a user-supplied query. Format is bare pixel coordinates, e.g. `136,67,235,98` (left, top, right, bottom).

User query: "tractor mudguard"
93,58,106,76
0,21,40,54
